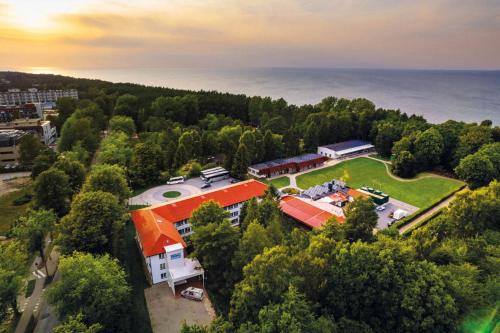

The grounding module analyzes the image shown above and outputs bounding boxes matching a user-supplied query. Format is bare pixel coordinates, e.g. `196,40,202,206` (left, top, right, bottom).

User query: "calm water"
38,67,500,124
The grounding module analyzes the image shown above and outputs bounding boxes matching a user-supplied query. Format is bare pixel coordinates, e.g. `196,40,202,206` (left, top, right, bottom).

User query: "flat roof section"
319,140,373,153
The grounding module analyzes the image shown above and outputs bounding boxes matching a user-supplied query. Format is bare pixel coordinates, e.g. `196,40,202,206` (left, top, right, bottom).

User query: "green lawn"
162,191,181,198
296,157,463,208
262,176,290,189
117,221,153,333
0,187,32,236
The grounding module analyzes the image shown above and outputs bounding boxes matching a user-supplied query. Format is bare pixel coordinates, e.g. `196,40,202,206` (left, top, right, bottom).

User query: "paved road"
398,194,457,234
15,240,60,333
128,178,235,206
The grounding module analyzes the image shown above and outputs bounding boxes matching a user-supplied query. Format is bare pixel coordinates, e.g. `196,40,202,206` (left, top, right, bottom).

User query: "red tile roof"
348,188,368,199
329,192,349,202
132,180,268,257
280,196,344,229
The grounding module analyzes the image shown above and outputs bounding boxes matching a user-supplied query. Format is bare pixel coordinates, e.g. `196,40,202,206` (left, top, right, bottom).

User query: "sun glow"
3,0,85,31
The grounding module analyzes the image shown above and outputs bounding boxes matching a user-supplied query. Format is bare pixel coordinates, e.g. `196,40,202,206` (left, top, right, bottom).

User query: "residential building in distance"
318,140,375,159
0,88,78,106
0,103,43,122
0,118,57,145
248,153,327,178
0,129,26,167
131,180,268,286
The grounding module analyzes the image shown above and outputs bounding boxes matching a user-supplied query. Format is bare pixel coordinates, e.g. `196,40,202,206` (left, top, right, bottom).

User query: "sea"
24,67,500,124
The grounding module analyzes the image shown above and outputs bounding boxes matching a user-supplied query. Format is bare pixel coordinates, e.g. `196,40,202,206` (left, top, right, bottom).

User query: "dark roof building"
248,153,327,178
318,140,374,158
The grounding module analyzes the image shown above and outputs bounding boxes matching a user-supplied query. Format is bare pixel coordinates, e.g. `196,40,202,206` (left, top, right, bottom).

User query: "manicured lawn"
117,221,153,333
262,176,290,189
296,157,464,208
162,191,181,198
0,187,32,235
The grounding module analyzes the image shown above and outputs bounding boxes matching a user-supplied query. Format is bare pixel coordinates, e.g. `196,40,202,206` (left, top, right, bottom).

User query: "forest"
0,71,498,333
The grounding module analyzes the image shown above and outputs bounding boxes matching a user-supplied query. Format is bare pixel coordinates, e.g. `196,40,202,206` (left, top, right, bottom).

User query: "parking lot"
375,198,418,229
145,280,215,333
128,177,236,206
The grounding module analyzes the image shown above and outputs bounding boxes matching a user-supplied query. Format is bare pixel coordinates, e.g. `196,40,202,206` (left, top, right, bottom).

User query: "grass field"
296,157,463,208
0,187,32,235
262,176,290,188
162,191,181,198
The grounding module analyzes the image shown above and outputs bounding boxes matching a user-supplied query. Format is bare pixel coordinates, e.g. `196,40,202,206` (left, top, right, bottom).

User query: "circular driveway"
129,183,201,206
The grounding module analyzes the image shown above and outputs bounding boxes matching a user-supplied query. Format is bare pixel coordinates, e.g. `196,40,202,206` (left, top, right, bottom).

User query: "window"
159,253,165,259
171,253,181,260
160,273,167,279
160,263,166,270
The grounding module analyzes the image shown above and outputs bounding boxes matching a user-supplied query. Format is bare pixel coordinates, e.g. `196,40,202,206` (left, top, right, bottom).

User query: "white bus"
201,169,230,183
166,176,185,185
200,166,225,176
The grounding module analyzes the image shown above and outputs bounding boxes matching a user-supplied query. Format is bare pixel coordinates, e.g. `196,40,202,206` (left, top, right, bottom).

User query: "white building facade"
0,88,78,105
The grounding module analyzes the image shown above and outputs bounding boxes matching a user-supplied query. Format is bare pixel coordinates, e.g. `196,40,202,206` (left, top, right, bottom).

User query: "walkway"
15,241,60,333
398,193,456,234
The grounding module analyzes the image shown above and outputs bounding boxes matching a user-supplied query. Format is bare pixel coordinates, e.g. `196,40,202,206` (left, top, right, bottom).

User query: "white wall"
317,147,337,158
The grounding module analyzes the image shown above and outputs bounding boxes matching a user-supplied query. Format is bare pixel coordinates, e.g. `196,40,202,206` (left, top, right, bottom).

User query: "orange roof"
131,209,186,257
280,196,343,229
348,188,368,199
132,180,268,257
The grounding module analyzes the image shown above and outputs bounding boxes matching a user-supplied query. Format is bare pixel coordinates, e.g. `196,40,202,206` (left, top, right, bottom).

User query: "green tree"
109,115,136,136
283,126,301,156
130,142,163,187
201,131,219,159
53,313,103,333
174,144,189,169
231,143,251,179
56,191,126,254
230,246,296,326
46,252,131,332
13,209,57,274
303,123,319,152
190,203,239,298
0,241,28,318
239,130,257,162
391,150,417,178
19,133,41,166
53,156,86,195
344,198,378,242
114,94,139,121
55,97,77,132
31,148,57,179
413,127,444,170
58,116,99,153
82,164,130,202
33,168,70,216
455,154,495,189
96,131,133,168
446,181,500,237
375,122,402,157
454,125,492,165
232,220,272,273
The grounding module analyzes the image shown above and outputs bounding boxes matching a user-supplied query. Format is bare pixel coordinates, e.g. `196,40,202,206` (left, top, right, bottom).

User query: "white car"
376,205,386,212
180,287,204,301
166,176,185,185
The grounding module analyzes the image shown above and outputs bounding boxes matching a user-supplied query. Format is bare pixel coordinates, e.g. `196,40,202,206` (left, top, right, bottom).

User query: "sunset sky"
1,0,499,70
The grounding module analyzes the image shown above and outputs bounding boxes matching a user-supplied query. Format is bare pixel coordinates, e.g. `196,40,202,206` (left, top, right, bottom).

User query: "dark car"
201,183,211,189
230,179,240,184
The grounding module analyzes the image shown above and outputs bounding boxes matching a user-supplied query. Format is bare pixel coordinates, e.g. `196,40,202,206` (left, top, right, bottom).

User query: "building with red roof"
131,179,268,285
280,195,344,229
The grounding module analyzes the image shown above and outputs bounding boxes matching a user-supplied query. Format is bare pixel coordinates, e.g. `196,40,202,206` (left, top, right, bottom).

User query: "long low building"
280,195,344,229
131,180,268,286
318,140,374,159
248,153,327,178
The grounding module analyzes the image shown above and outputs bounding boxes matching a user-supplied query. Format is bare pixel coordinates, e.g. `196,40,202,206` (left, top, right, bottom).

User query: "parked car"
166,176,185,185
181,287,204,301
230,179,240,184
201,183,211,189
376,205,386,212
